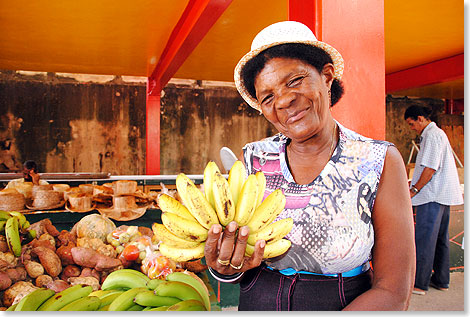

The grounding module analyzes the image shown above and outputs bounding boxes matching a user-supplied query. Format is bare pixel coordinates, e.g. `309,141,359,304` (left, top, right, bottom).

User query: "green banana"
247,217,294,245
15,288,55,311
146,306,170,311
108,287,148,311
9,212,27,228
133,290,181,307
88,289,120,298
0,220,6,233
155,281,204,303
5,216,21,257
101,268,150,290
38,284,93,311
166,299,206,311
98,304,110,311
97,290,124,308
6,303,18,311
126,304,145,311
59,295,101,311
0,210,12,221
146,278,165,290
166,271,211,311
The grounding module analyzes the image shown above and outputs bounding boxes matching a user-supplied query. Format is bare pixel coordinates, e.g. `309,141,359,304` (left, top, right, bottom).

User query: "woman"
204,21,415,311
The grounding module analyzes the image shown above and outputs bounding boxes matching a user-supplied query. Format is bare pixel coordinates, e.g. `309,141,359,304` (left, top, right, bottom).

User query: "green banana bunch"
166,299,206,311
5,216,21,257
59,296,101,311
14,288,56,311
154,280,204,304
38,284,93,311
101,268,150,290
133,290,181,307
166,271,211,311
107,287,148,311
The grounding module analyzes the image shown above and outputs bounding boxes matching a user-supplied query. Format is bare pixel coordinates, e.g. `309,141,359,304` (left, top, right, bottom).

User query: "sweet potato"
60,265,81,280
45,279,69,293
71,247,121,271
5,267,27,283
3,281,37,307
56,243,76,266
68,276,100,291
35,274,53,288
31,246,62,277
29,219,60,238
56,230,76,248
29,239,56,252
0,271,12,290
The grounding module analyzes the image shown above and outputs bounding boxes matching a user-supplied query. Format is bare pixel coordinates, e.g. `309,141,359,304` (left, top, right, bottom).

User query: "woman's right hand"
204,221,265,275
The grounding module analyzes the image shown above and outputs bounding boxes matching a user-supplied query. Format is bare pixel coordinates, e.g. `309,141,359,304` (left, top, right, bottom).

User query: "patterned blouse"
242,122,393,274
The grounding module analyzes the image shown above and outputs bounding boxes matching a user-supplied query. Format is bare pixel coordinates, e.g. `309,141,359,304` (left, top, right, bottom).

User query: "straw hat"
78,184,94,195
65,193,95,213
234,21,344,111
0,189,25,211
27,189,65,210
93,185,114,196
32,184,54,197
97,195,151,221
52,184,70,193
64,187,82,201
112,180,138,196
13,182,34,199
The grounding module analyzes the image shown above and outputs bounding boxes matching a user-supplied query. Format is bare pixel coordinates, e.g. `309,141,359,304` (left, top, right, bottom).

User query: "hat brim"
97,205,149,221
65,200,96,213
234,40,344,111
26,200,66,211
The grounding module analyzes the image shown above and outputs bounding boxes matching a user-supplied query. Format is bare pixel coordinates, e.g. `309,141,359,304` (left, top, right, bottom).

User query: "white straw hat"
234,21,344,111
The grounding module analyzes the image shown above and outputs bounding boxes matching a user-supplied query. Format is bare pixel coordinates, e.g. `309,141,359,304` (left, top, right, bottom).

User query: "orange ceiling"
0,0,464,98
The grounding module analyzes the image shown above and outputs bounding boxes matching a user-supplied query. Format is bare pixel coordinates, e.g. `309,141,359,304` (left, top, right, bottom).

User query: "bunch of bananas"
0,210,36,257
156,160,293,262
11,269,211,311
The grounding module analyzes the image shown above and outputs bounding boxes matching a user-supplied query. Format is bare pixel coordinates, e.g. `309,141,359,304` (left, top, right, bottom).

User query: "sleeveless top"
242,122,393,274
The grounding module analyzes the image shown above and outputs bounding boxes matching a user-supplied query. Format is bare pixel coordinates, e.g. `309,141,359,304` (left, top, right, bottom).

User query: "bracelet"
208,267,244,283
411,185,420,194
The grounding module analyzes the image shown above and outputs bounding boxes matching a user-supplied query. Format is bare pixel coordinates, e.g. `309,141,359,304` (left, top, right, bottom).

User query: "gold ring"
230,262,243,270
217,258,230,266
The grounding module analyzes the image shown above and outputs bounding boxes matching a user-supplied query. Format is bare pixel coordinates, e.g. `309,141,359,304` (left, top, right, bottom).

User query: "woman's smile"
286,107,309,124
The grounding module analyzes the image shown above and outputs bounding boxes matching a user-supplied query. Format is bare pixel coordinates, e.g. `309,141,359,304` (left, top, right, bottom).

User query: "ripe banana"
133,290,181,307
157,194,197,222
5,216,21,257
15,288,55,311
255,171,266,207
166,299,206,311
161,212,208,243
108,287,148,311
234,174,259,226
38,284,93,311
59,295,101,311
245,238,292,258
155,280,203,303
176,173,219,229
101,268,150,290
212,171,235,226
166,271,211,311
158,242,205,262
152,223,200,249
203,161,220,209
247,217,293,245
246,189,286,234
228,160,246,208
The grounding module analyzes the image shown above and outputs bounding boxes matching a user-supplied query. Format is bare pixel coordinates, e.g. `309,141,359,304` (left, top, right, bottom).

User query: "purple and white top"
242,122,393,274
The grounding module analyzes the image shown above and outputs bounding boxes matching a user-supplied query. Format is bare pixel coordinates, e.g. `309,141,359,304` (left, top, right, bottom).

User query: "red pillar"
289,0,386,139
146,79,161,175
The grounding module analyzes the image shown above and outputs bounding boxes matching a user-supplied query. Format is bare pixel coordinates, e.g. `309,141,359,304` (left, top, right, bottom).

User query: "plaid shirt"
411,122,463,206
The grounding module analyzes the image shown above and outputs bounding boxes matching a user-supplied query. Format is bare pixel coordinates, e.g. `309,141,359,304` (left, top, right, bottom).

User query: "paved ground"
221,271,465,311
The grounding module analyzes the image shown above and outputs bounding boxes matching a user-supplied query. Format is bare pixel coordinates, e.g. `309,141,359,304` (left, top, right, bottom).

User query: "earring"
328,89,331,106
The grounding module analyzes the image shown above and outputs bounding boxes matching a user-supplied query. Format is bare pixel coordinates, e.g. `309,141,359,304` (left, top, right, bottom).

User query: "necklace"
329,123,337,158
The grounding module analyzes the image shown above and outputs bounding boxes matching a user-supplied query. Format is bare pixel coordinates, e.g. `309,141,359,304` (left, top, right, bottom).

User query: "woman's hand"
29,170,40,185
204,221,265,275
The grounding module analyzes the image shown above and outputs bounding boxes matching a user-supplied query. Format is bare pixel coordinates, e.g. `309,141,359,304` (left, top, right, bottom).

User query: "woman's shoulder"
243,133,286,153
339,122,394,148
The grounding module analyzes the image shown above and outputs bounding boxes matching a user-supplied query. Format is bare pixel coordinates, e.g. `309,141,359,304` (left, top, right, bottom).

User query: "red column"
146,79,161,175
289,0,386,139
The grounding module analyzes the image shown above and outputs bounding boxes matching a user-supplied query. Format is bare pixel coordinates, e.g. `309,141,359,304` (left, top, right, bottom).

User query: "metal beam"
386,54,464,93
288,0,322,39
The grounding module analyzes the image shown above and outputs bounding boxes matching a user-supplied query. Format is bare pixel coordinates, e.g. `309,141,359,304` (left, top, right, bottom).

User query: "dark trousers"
238,264,372,311
414,202,450,290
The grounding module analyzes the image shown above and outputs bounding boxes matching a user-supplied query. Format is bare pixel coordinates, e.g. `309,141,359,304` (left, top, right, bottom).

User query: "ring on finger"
230,262,243,270
217,258,230,266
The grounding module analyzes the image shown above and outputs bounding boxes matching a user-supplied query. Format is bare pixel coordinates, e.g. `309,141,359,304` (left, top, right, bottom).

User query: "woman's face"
254,57,334,142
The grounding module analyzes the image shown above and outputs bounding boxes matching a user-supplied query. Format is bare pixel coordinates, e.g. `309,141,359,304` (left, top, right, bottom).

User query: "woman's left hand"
204,221,265,275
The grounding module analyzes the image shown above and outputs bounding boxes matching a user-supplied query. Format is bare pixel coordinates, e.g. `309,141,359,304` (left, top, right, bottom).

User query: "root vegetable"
29,219,60,238
38,233,56,248
45,279,69,293
35,274,53,288
70,247,121,271
56,230,76,247
79,267,100,281
32,246,62,277
56,243,75,266
68,276,100,291
5,267,27,283
0,271,12,290
60,265,81,280
24,261,44,279
3,281,37,307
29,239,56,252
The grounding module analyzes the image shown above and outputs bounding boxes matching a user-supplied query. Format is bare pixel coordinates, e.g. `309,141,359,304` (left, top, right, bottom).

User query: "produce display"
157,160,293,262
0,160,292,310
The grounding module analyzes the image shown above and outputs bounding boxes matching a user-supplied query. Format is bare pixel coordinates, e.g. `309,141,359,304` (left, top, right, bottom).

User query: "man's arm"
410,167,435,197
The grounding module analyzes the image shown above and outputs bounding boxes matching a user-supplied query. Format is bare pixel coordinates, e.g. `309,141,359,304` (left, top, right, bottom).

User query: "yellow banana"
59,296,101,311
166,271,211,311
245,238,292,258
166,299,206,311
133,290,181,307
212,171,235,226
5,216,21,257
246,189,286,234
161,212,208,243
203,161,220,209
152,223,200,248
176,173,219,229
157,193,197,222
255,171,266,207
234,174,258,226
15,288,55,311
247,217,293,245
159,242,205,262
228,160,246,207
